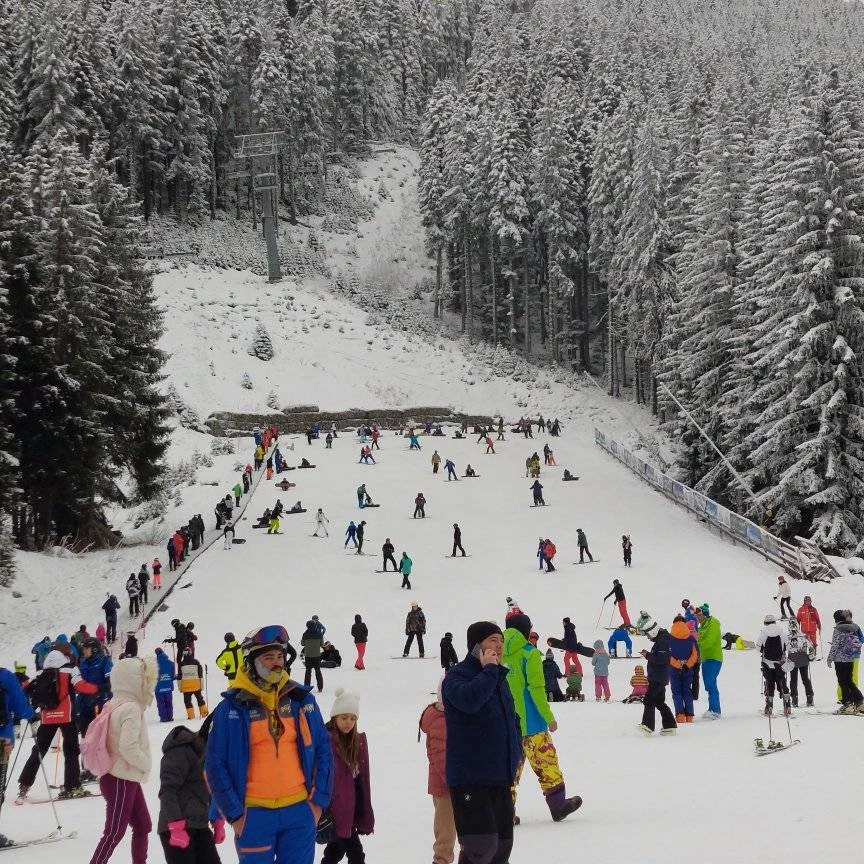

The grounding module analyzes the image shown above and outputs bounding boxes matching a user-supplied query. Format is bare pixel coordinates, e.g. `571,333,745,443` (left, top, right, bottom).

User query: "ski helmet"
241,625,289,659
224,632,235,643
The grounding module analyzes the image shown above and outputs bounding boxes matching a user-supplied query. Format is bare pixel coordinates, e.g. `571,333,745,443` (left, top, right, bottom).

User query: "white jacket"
756,623,788,667
107,657,156,782
776,582,791,599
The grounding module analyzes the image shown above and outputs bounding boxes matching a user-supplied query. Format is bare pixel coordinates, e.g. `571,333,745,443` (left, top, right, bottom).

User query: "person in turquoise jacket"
502,613,582,823
399,552,413,589
695,603,722,717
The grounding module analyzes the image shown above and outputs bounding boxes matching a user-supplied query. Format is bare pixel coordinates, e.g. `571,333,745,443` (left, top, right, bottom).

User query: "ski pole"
595,599,607,628
0,725,28,814
30,721,62,832
608,606,615,627
204,664,209,706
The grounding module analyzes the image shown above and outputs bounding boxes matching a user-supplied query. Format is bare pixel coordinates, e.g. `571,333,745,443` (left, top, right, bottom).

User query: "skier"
345,520,359,549
126,572,141,618
409,431,422,450
622,535,632,567
215,632,242,682
178,649,207,720
576,528,593,562
102,594,121,644
796,595,822,650
542,538,556,572
607,625,632,659
451,523,466,557
756,614,790,716
530,479,544,506
635,611,658,639
154,646,175,722
152,557,162,589
787,618,814,708
403,602,426,657
444,459,457,481
137,564,150,606
356,520,366,555
352,614,368,670
669,616,698,723
440,632,458,668
485,435,495,454
399,552,413,589
164,619,190,660
414,492,427,519
223,521,235,549
774,576,793,620
603,579,631,627
382,538,398,572
431,451,441,474
639,628,677,735
314,508,330,537
543,650,565,702
827,609,864,713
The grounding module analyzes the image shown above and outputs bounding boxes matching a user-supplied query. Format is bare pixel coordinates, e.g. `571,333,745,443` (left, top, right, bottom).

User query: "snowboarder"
608,625,632,659
543,444,552,465
444,459,457,480
603,579,630,626
267,514,281,534
345,520,358,549
351,614,368,670
774,576,793,620
639,629,677,735
223,521,235,549
215,632,241,682
356,521,366,555
485,435,495,454
623,665,648,704
440,632,458,668
301,621,325,692
452,523,466,557
562,469,577,481
382,538,398,572
622,535,632,566
530,479,544,506
560,618,584,674
757,614,790,716
414,492,427,519
357,484,368,508
399,552,413,589
796,595,822,650
431,451,441,474
314,508,329,537
576,528,593,562
464,464,477,477
403,603,426,657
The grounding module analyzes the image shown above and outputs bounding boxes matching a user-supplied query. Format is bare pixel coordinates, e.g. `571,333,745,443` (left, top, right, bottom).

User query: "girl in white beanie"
322,689,375,863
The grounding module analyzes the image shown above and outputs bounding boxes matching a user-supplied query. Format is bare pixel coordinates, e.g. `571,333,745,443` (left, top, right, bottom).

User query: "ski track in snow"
2,147,863,862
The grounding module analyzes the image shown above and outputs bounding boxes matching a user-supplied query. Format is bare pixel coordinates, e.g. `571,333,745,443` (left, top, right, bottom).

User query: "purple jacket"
329,729,375,839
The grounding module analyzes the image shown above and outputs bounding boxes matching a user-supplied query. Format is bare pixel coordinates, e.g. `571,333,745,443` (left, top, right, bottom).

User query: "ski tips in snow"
754,739,801,756
0,830,78,851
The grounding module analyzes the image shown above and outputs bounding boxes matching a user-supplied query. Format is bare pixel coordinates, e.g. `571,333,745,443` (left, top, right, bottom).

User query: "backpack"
762,634,783,663
80,702,115,776
29,667,61,709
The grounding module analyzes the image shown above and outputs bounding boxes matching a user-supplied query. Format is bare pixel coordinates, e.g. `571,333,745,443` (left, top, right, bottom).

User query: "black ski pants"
322,830,365,864
305,658,324,691
160,829,222,864
404,633,424,656
762,663,787,699
182,690,205,709
401,572,411,589
20,722,80,791
789,665,813,702
383,552,398,571
453,539,466,556
579,545,593,563
641,682,676,731
357,537,364,554
780,597,793,618
106,618,117,643
451,784,514,864
129,595,140,617
835,661,863,705
414,505,425,518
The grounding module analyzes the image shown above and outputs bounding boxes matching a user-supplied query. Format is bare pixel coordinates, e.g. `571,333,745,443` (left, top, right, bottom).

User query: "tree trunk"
434,245,442,318
608,299,616,397
523,259,531,357
508,253,516,351
619,340,627,389
465,230,474,341
490,232,498,344
460,232,468,333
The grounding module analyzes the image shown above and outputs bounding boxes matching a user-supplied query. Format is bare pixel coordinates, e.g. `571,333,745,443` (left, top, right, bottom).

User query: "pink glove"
167,820,190,849
211,819,226,844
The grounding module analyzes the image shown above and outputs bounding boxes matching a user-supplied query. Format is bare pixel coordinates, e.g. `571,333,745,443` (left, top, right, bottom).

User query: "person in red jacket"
419,681,456,864
18,644,99,799
172,530,185,563
543,539,557,572
796,596,822,649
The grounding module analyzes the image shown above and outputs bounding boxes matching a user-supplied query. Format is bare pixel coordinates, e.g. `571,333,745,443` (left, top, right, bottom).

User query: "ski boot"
767,740,782,750
80,769,98,783
754,737,764,749
763,697,773,717
639,724,653,735
791,697,798,709
59,786,90,799
782,695,792,716
545,786,583,822
0,834,13,849
610,650,618,659
806,696,814,707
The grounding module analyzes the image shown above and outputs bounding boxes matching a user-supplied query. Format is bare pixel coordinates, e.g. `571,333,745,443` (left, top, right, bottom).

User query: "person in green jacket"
232,482,242,507
399,552,413,589
502,613,582,822
695,603,722,718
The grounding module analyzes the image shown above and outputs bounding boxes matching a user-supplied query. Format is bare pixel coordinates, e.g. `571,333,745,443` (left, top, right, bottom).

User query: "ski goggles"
243,625,289,653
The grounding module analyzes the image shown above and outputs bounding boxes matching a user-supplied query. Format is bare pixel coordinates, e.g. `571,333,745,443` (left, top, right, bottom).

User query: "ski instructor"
205,624,333,864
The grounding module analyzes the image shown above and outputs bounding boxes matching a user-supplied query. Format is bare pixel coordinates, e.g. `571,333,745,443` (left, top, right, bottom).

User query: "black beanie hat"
467,621,503,651
834,609,846,623
506,613,532,640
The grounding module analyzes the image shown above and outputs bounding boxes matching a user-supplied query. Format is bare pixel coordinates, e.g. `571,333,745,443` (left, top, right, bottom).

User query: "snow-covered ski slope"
3,145,864,861
5,424,864,862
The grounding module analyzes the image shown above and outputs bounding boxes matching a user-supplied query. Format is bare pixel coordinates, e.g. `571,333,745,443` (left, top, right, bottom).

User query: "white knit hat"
331,687,360,718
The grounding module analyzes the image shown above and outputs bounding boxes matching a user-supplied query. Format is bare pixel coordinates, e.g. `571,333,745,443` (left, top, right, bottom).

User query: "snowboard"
461,475,481,478
546,638,594,657
573,560,600,565
296,465,316,469
279,509,307,515
754,740,800,756
0,830,78,851
232,538,246,544
530,503,548,507
360,503,380,508
562,477,580,482
390,655,438,660
444,554,471,558
374,570,400,574
274,482,296,490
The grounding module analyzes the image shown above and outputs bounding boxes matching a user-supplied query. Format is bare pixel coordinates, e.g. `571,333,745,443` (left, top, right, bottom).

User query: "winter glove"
167,820,190,849
211,819,226,844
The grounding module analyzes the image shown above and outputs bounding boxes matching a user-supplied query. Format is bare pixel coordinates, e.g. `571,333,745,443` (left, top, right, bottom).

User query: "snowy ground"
3,146,862,861
3,422,864,862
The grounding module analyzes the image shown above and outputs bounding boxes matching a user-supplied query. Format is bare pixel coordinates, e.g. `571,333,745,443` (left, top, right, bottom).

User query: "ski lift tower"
233,131,289,282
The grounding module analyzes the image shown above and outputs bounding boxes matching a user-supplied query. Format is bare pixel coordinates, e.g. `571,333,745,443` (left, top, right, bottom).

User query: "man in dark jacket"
639,628,677,734
102,595,120,644
452,523,466,557
382,539,398,572
442,621,521,864
440,632,459,669
603,579,631,627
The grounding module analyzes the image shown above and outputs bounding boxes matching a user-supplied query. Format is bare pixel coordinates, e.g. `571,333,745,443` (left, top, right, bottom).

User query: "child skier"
756,614,790,716
608,625,633,658
565,670,584,702
591,640,611,701
345,521,358,548
322,690,374,864
543,650,566,702
530,479,544,505
623,664,649,704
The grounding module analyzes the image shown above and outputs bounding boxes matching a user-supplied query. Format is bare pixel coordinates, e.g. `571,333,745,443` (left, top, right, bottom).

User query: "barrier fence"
593,428,812,579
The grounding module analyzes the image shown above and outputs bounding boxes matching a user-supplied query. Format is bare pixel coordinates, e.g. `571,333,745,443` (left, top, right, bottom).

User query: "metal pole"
262,188,281,282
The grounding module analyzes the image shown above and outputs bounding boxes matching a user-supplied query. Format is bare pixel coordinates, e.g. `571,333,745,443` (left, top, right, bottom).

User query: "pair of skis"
0,829,78,851
755,699,800,756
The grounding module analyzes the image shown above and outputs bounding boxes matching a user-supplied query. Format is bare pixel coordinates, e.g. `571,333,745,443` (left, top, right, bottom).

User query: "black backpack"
29,667,61,709
762,634,783,663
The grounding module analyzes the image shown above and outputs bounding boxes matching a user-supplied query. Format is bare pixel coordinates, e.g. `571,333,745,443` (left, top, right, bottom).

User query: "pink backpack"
81,702,115,776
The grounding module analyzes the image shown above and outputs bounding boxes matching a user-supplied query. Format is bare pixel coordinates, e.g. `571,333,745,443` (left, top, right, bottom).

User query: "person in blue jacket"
444,459,458,480
77,638,113,737
53,633,78,661
31,636,52,671
205,625,332,864
608,625,633,658
154,647,175,722
442,621,521,864
0,667,35,848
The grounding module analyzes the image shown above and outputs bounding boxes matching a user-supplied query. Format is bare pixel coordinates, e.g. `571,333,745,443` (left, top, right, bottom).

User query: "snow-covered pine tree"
249,322,275,360
0,0,17,144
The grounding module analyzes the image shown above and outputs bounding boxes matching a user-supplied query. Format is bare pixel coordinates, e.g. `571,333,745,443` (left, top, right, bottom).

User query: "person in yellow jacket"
177,649,207,719
216,633,242,682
